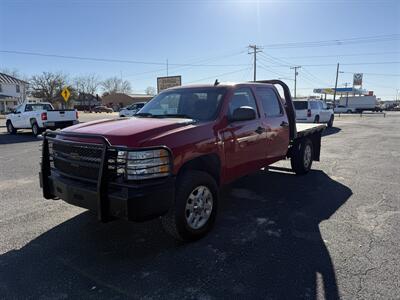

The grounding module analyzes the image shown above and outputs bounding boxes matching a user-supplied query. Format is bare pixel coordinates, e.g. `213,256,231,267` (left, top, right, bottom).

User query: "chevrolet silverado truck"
40,80,325,241
6,102,78,136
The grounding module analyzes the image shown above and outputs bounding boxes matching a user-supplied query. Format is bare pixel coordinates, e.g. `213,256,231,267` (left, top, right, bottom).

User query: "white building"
0,72,28,113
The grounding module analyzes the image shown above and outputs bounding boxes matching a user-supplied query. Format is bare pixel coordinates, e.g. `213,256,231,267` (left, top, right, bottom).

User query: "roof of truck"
165,82,275,90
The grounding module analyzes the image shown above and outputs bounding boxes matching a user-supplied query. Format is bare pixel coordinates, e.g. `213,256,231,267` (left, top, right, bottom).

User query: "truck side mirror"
230,106,256,122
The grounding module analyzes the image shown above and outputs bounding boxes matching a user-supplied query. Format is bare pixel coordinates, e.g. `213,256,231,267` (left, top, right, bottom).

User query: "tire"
327,115,334,128
346,110,352,114
6,121,17,134
161,170,218,241
291,138,313,175
31,122,41,137
120,115,125,117
314,116,320,123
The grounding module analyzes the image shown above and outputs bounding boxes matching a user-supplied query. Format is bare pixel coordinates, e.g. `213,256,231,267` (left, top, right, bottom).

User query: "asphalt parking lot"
0,113,399,299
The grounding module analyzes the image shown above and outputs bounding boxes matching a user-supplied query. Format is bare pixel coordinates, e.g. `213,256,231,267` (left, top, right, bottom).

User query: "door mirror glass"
230,106,256,122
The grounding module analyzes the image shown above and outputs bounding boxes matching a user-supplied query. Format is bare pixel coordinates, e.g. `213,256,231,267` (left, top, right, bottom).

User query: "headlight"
110,148,170,180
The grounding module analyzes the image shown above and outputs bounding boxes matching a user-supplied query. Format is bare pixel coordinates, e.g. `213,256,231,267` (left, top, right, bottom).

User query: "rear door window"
256,87,283,117
293,101,308,110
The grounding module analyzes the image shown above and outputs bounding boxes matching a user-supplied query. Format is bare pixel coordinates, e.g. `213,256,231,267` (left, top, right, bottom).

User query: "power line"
262,34,400,49
275,51,400,60
340,71,400,77
0,49,248,67
185,67,252,84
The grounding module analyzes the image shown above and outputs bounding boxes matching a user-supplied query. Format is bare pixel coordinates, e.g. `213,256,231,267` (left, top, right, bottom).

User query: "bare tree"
101,76,132,95
145,86,156,96
29,72,75,104
74,74,100,95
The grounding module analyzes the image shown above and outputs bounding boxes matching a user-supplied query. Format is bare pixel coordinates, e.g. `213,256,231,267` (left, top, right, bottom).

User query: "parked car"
6,102,78,136
119,102,147,117
293,99,334,127
40,80,326,241
334,105,355,114
93,106,114,113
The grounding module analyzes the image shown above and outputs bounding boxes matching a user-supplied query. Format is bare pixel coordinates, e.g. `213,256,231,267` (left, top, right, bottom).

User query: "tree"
74,74,100,95
0,67,20,78
29,72,77,107
145,86,156,96
101,76,132,95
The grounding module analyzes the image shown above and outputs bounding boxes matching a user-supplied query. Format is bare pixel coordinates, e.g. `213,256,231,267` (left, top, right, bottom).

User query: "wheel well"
178,154,221,186
30,118,37,125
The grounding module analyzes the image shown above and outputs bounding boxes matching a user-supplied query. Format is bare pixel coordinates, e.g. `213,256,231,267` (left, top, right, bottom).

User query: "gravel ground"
0,113,399,299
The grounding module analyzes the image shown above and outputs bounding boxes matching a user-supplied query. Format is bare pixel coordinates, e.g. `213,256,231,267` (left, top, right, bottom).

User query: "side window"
310,102,318,109
25,104,32,112
256,88,283,117
229,88,258,117
16,85,20,93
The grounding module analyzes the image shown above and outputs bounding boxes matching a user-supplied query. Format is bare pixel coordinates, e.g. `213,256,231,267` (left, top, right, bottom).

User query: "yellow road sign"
61,87,71,102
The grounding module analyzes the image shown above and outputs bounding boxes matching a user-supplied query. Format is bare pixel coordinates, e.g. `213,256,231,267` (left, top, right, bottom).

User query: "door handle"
280,121,289,127
255,126,265,134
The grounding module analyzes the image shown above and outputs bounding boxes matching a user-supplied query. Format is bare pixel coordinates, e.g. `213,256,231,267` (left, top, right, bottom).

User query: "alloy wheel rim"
304,145,312,168
185,185,213,230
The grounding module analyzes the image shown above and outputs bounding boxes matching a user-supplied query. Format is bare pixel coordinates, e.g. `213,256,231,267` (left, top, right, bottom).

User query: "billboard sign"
353,73,363,86
157,76,182,93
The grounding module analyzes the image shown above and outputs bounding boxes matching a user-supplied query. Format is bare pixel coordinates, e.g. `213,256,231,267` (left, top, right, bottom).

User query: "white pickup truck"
6,102,78,136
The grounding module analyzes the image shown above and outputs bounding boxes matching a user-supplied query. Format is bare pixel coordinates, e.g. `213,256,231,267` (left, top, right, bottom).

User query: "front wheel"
161,170,218,241
314,116,320,123
291,138,313,175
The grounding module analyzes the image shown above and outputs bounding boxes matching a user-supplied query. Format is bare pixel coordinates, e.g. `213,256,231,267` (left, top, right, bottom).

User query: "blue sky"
1,0,399,99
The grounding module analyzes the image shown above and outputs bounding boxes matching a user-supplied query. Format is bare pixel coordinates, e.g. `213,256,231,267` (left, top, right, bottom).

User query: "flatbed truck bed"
295,123,326,138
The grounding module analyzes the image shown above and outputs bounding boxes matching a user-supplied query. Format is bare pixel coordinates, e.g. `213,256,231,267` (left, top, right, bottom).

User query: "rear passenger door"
319,101,331,122
255,87,290,161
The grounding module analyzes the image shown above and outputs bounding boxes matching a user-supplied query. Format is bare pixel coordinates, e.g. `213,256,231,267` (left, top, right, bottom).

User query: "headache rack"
40,131,172,222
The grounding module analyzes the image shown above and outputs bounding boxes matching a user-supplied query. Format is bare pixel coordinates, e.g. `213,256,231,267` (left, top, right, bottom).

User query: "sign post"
353,73,363,87
157,76,182,93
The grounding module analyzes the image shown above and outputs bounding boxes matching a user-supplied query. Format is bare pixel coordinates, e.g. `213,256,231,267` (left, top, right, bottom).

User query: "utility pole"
166,59,169,77
248,45,262,81
290,66,301,98
333,63,340,104
343,82,351,106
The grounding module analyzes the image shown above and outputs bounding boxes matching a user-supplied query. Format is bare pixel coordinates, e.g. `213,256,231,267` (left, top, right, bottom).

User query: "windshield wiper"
135,112,154,117
160,114,194,119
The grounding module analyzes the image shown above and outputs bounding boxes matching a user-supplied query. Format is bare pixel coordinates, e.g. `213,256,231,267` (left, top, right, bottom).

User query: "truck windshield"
138,88,227,121
293,101,308,110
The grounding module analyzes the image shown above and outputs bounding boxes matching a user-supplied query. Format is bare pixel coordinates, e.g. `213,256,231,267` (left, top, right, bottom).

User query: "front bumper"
39,131,175,222
40,171,175,221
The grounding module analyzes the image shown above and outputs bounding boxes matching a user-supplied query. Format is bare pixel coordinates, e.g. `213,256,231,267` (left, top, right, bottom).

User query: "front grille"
49,140,104,181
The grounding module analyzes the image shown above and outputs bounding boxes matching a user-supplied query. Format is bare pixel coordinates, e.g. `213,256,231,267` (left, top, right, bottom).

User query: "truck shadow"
0,131,40,145
322,127,341,137
0,168,351,299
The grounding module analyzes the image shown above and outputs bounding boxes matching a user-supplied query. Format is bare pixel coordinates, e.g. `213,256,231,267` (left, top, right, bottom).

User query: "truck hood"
62,117,196,147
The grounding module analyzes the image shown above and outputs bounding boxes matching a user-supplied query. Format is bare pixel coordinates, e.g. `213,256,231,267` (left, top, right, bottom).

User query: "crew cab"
40,80,325,241
293,99,334,127
7,102,78,136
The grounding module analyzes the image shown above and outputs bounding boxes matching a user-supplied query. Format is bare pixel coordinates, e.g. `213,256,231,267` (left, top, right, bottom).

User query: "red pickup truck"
40,80,325,241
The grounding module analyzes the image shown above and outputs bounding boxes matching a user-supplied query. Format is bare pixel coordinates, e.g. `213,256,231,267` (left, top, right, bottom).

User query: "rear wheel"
314,116,320,123
161,170,218,241
6,121,17,134
327,115,334,128
346,109,352,114
291,138,313,175
31,122,41,137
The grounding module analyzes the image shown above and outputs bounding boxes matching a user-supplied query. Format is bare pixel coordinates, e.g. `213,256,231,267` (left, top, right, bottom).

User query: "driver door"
222,88,265,182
